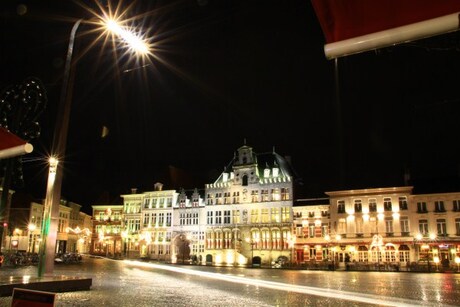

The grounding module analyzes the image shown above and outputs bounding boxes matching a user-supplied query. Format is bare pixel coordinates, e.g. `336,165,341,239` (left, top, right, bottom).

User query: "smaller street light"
28,223,36,253
245,237,259,267
433,256,440,271
325,234,341,270
414,233,437,272
287,235,296,267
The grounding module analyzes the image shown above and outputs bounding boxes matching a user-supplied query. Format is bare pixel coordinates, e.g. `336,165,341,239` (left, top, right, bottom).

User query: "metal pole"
38,19,82,278
251,242,254,267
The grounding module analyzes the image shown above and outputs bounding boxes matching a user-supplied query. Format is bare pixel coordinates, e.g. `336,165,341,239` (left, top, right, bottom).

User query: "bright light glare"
49,156,58,166
103,18,150,55
123,260,422,306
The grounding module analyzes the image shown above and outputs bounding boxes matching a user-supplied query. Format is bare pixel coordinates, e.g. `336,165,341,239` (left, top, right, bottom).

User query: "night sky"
2,0,460,213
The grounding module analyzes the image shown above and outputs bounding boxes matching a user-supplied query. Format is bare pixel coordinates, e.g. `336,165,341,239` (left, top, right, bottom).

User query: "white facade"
173,188,206,264
204,144,294,266
121,184,179,261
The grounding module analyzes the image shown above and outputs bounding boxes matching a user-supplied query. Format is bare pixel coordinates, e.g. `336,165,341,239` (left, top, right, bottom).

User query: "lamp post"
325,234,341,270
245,237,259,267
414,233,437,272
38,14,149,278
287,235,296,267
28,223,36,253
433,256,440,271
455,256,460,272
38,157,58,277
179,234,191,264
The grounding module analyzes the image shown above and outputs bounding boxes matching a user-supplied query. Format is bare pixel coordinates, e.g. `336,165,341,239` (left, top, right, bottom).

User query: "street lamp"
39,12,150,278
455,257,460,272
325,234,341,270
179,234,191,264
414,233,437,272
38,156,58,277
287,235,296,267
433,256,440,271
28,223,36,253
245,237,259,267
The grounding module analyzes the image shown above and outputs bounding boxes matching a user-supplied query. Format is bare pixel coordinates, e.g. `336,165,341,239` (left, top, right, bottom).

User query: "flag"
311,0,460,59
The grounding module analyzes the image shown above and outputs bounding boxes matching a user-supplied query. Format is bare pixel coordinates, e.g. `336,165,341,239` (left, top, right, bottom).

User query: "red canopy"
311,0,460,58
0,127,33,159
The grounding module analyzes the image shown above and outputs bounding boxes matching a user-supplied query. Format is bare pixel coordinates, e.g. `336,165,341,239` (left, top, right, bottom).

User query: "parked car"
271,256,289,268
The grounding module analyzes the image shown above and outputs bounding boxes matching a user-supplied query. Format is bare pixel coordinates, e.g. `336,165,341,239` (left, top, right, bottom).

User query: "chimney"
154,182,163,191
131,188,137,194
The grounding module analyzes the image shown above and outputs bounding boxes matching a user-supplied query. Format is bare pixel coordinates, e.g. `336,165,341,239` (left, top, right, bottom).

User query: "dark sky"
2,0,460,213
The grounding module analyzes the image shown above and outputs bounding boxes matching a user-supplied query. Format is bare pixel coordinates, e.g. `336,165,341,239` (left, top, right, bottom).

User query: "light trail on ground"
123,260,445,307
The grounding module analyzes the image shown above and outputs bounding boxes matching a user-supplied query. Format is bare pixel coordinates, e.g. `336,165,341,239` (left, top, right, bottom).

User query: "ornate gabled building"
173,188,206,264
204,144,295,266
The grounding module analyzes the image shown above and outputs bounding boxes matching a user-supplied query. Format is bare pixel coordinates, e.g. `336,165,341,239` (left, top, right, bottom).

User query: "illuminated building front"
294,187,460,271
135,183,178,262
173,188,206,264
204,144,294,266
91,205,123,257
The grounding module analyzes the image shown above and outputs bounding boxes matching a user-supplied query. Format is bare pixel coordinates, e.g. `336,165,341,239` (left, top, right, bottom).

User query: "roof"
213,145,296,184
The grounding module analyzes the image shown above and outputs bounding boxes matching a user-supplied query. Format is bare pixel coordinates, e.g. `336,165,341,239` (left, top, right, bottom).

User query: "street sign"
11,288,55,307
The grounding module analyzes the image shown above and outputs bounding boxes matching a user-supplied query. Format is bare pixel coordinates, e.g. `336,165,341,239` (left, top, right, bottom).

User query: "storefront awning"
311,0,460,59
0,127,33,159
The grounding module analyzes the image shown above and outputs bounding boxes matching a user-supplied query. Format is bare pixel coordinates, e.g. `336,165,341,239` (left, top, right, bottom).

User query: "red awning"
311,0,460,59
0,127,33,159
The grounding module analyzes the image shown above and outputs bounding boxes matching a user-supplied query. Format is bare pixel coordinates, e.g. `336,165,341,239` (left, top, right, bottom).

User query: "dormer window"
223,173,229,182
272,167,279,177
264,168,270,178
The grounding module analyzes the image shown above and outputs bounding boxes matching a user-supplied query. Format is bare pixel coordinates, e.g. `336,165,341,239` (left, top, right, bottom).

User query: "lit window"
383,198,392,211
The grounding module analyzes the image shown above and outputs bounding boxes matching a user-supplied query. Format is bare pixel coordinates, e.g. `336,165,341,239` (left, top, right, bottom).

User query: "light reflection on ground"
1,257,459,306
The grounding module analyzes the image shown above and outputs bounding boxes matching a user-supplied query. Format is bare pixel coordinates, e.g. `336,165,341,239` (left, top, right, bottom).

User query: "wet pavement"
1,256,459,306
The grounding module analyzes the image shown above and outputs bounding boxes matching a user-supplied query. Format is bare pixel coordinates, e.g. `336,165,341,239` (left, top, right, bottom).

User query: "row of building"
3,144,460,269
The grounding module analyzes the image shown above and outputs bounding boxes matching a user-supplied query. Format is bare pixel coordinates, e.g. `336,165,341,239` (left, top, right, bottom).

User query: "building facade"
3,199,92,255
118,184,179,261
293,187,460,270
172,188,206,264
204,144,294,266
91,205,123,257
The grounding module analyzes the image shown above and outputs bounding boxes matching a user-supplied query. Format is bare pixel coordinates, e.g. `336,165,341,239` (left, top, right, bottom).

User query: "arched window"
242,175,248,186
398,245,410,262
357,246,368,262
385,245,396,262
370,246,382,263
